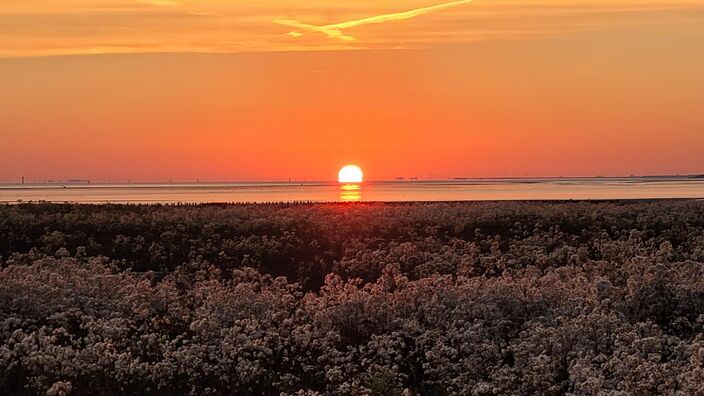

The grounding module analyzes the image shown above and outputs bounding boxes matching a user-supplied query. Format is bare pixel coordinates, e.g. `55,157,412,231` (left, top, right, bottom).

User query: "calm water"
1,178,703,204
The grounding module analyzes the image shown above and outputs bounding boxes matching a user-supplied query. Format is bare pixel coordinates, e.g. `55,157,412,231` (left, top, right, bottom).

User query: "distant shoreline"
1,174,703,186
1,174,703,187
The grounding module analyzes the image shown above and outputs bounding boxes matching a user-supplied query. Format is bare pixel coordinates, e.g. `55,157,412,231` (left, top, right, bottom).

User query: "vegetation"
1,201,704,395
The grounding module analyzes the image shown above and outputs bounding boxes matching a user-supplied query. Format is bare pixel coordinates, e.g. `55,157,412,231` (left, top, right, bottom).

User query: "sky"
1,0,703,182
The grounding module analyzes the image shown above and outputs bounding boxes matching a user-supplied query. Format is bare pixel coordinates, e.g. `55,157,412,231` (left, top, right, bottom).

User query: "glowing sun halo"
338,165,364,183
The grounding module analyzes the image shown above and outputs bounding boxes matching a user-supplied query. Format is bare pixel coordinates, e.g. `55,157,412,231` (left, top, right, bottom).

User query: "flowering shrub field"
1,201,704,395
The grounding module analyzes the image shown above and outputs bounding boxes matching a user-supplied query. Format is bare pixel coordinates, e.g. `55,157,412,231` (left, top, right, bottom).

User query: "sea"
1,177,703,204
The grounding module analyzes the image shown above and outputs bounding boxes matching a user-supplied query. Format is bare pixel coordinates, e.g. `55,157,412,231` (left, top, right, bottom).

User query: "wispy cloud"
275,0,475,41
1,1,704,57
138,0,179,7
189,11,218,17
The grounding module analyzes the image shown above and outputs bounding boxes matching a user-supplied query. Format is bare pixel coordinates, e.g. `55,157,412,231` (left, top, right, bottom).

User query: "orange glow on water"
339,183,362,202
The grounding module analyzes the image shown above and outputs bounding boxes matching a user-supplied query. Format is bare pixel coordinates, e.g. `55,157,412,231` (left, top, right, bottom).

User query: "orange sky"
1,0,703,181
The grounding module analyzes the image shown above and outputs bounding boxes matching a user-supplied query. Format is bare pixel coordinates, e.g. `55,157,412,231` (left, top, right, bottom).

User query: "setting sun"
338,165,364,183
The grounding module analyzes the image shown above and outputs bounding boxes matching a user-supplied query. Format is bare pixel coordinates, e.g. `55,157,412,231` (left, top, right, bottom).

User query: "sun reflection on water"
339,183,362,202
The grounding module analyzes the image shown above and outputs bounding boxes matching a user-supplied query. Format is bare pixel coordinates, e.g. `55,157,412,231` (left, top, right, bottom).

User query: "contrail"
275,0,475,42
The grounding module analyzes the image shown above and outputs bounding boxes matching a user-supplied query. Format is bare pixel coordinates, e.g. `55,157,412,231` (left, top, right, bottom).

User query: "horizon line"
1,173,703,186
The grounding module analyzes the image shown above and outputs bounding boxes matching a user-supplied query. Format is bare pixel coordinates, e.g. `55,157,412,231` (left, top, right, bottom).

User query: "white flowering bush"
1,201,704,394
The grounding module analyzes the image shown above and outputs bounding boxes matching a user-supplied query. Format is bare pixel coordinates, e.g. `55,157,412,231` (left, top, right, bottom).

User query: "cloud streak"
275,0,476,41
138,0,179,6
2,1,704,58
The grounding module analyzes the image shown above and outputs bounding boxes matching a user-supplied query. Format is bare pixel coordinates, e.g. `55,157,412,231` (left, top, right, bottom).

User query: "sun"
338,165,364,183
